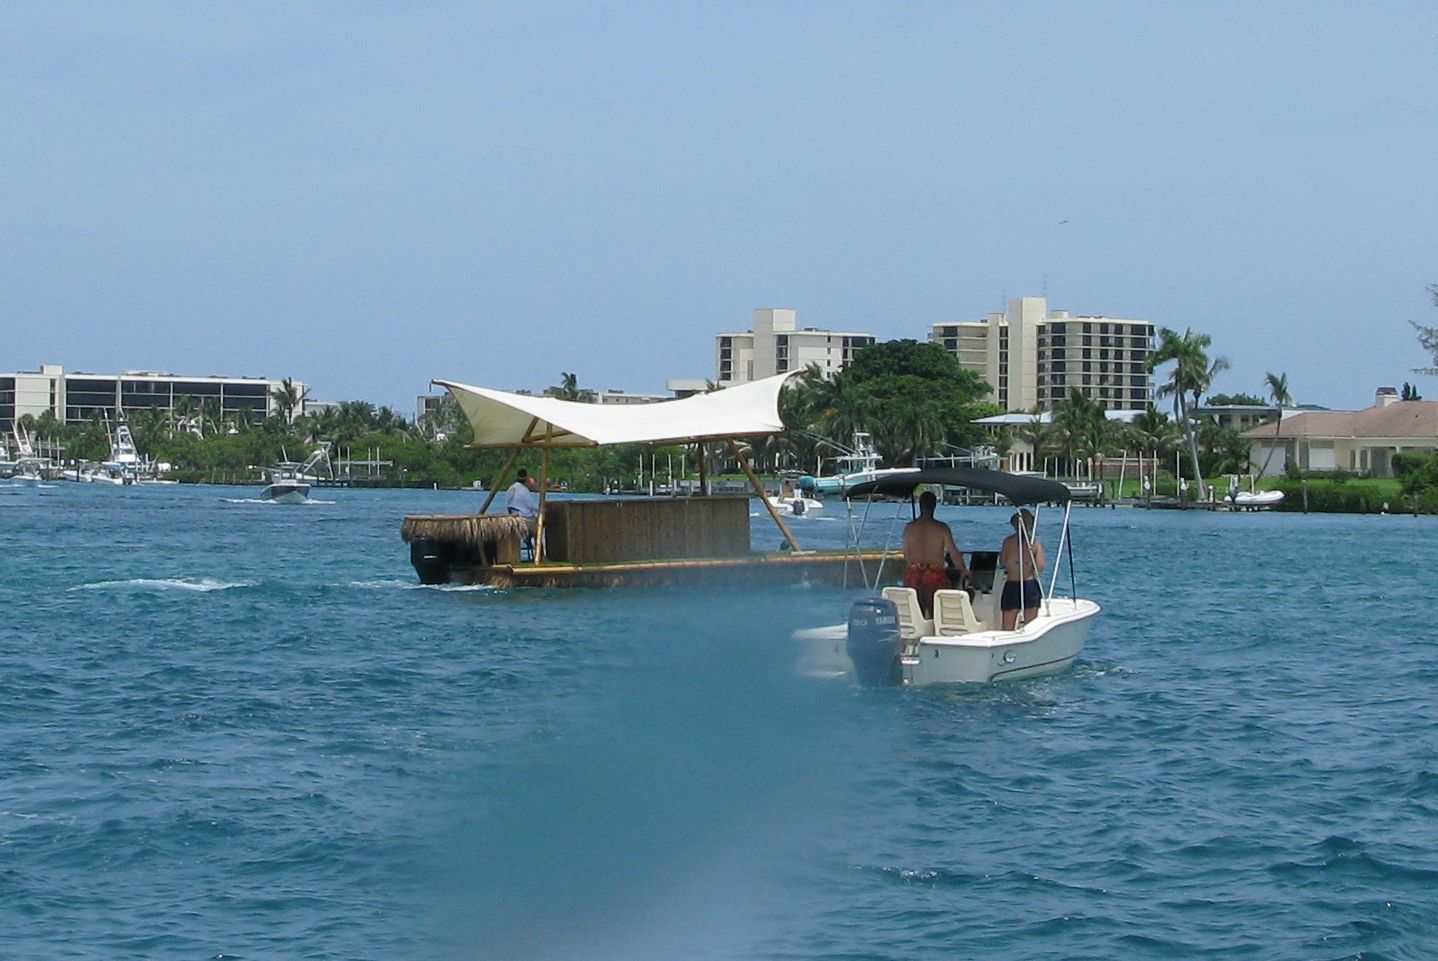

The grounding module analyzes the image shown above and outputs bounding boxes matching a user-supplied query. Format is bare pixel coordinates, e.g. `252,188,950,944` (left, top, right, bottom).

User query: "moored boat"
798,432,918,496
1232,489,1284,510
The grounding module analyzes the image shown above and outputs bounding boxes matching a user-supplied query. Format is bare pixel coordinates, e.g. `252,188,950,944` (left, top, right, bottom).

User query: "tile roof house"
1241,388,1438,477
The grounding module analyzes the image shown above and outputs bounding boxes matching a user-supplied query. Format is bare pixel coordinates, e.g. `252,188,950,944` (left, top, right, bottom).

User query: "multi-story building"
930,297,1154,412
0,364,303,430
715,308,876,385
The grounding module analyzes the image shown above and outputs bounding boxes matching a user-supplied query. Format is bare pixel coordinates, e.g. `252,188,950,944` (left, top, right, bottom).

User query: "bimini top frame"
841,466,1080,615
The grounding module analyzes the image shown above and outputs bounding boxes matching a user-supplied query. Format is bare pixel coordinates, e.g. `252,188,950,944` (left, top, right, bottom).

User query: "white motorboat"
5,426,52,481
766,493,824,516
261,479,311,504
1231,489,1284,510
792,467,1101,686
7,458,46,482
798,432,918,496
259,445,331,504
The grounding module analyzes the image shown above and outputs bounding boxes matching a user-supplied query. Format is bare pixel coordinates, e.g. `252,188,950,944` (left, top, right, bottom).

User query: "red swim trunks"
903,563,948,617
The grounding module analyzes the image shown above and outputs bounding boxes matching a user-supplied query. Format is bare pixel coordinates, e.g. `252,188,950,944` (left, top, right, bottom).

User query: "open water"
2,481,1436,960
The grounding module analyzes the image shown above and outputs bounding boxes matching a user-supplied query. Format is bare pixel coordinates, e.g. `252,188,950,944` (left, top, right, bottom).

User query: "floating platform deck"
447,549,898,589
402,498,896,589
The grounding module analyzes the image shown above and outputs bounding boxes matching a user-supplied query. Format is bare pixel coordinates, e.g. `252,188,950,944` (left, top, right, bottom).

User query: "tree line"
24,293,1438,494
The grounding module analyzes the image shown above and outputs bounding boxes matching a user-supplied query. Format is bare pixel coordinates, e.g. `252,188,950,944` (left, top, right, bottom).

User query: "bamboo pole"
477,417,540,515
728,439,801,551
478,444,524,514
534,424,554,564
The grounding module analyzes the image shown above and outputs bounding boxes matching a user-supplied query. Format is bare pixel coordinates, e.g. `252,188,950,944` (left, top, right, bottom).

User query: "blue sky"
5,2,1436,411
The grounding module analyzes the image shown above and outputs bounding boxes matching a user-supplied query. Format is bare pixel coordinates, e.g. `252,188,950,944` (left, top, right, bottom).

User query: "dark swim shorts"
1000,578,1042,611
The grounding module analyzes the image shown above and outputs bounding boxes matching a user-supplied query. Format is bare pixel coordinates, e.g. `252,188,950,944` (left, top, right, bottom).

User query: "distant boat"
798,432,918,496
260,446,331,504
766,492,823,516
4,425,52,480
1225,475,1284,511
261,477,311,504
1232,489,1284,510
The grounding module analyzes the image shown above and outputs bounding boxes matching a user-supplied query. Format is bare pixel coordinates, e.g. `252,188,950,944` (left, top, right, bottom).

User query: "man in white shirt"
506,468,539,544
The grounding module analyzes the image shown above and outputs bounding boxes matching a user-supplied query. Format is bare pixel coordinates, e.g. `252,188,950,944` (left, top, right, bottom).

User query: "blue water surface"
2,481,1436,960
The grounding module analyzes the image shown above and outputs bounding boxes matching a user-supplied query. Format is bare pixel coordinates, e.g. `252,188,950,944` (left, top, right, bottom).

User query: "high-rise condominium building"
716,309,876,385
930,297,1154,412
0,364,304,430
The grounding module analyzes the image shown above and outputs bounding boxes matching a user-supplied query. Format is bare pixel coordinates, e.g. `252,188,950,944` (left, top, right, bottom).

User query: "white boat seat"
932,589,984,635
881,586,934,639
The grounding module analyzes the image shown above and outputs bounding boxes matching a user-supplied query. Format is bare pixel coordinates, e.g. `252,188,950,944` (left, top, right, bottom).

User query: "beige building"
930,296,1154,412
1243,388,1438,478
0,364,302,430
716,309,875,386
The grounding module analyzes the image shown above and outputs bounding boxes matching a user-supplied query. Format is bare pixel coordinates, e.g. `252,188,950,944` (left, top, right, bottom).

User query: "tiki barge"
401,372,895,589
403,496,894,588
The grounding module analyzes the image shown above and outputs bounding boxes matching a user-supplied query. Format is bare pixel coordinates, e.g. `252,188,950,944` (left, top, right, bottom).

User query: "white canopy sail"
434,372,797,448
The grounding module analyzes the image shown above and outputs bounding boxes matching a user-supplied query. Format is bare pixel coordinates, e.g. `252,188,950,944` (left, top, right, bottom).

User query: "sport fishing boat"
259,445,331,504
260,475,311,504
793,467,1101,686
797,432,918,496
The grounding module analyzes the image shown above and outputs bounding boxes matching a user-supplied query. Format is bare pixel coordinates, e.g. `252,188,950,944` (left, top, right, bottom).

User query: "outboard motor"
790,497,806,516
410,536,449,585
846,597,902,686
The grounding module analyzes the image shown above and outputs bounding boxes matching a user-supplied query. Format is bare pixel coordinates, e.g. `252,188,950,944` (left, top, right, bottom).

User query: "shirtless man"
902,491,970,616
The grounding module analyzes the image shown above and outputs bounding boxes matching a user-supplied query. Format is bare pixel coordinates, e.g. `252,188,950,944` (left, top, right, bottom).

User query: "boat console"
965,550,998,593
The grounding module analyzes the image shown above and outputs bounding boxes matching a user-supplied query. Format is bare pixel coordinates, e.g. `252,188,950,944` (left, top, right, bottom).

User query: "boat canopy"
845,467,1071,505
434,372,796,448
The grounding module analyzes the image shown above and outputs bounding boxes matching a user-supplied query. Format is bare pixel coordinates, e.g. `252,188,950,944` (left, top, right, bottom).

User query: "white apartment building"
0,364,302,430
716,309,876,385
930,297,1154,412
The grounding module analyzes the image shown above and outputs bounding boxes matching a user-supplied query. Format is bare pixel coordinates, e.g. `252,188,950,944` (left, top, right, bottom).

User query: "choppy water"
2,482,1436,960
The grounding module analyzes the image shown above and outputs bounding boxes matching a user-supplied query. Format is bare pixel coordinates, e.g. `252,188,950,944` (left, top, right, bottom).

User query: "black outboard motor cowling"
410,536,449,585
846,597,902,686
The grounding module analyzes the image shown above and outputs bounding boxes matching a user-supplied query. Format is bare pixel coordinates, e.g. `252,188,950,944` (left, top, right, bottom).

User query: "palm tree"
1126,408,1179,491
1017,412,1055,475
1148,327,1226,500
546,372,595,403
1257,371,1292,478
1052,389,1115,483
269,378,309,425
199,398,225,437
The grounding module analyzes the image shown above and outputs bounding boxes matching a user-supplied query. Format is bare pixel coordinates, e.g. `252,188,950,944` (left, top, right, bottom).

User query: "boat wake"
221,497,335,506
67,577,256,593
348,578,496,592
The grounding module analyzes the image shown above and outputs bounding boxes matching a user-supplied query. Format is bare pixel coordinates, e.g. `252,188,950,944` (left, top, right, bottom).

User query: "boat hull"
1232,490,1284,509
262,482,311,504
806,467,918,495
795,597,1100,685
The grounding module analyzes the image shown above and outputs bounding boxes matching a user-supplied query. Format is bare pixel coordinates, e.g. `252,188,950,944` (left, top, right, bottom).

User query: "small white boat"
767,493,824,516
1231,489,1284,510
7,458,47,482
792,467,1100,686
